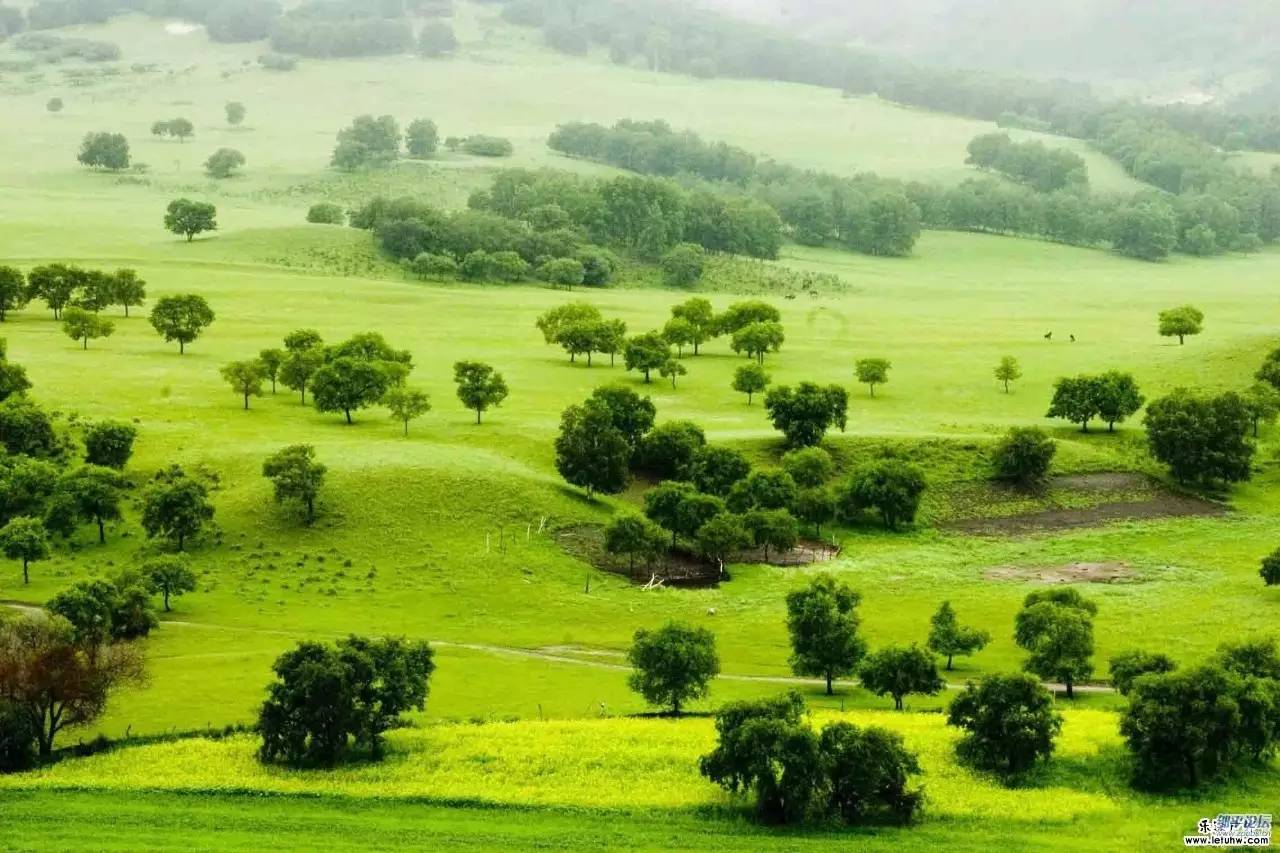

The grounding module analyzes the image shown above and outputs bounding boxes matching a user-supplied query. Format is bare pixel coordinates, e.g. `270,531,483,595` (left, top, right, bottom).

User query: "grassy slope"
2,711,1274,850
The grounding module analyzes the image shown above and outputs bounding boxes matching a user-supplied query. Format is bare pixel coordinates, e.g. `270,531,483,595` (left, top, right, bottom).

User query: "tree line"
964,132,1088,192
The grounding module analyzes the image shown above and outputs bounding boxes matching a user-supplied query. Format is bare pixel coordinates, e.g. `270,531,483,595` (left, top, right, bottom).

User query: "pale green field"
0,7,1278,849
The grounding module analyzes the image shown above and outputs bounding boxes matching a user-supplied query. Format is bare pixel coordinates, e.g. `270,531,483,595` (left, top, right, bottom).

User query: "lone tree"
204,148,245,179
1144,390,1254,487
149,294,214,354
259,636,434,766
384,387,431,436
141,467,215,551
225,101,246,126
859,644,945,710
0,614,144,758
1108,649,1177,695
1158,305,1204,345
732,362,770,404
991,426,1056,485
453,361,508,424
262,445,327,525
220,360,266,410
1260,547,1280,586
554,398,630,500
1014,589,1096,699
405,118,439,159
0,266,30,321
61,307,115,349
310,357,392,425
764,382,848,447
0,517,49,584
927,601,991,670
854,358,891,396
331,114,402,171
142,555,197,612
83,420,137,469
164,199,218,242
838,459,927,530
947,673,1062,777
785,573,866,695
77,132,130,171
626,621,720,715
604,514,667,574
994,355,1022,393
624,332,671,383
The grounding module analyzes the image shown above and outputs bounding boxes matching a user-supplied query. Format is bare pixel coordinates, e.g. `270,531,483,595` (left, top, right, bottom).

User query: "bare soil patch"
984,562,1137,584
555,523,839,587
944,473,1226,536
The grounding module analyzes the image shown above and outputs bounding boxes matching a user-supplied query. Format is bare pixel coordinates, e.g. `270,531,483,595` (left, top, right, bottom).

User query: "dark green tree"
453,361,508,424
83,420,136,469
991,426,1056,485
164,199,218,242
405,119,439,159
838,460,926,530
785,574,866,695
626,621,720,715
140,467,214,551
624,331,671,383
262,445,326,524
858,644,945,710
1158,305,1204,345
142,555,197,612
603,514,668,573
1109,649,1178,695
149,294,214,354
0,516,48,584
220,359,266,410
947,673,1062,776
1144,389,1254,486
927,601,991,670
763,383,848,447
554,398,631,499
732,362,770,404
854,358,891,397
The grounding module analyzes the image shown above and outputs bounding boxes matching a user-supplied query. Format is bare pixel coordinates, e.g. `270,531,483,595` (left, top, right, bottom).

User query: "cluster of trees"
258,635,434,766
151,117,194,142
9,31,120,61
221,328,503,428
548,121,916,258
964,132,1088,192
1045,371,1144,433
1,264,146,322
330,116,505,171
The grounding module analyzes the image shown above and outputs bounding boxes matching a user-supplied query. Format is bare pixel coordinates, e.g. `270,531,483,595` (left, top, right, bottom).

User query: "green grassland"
0,6,1278,849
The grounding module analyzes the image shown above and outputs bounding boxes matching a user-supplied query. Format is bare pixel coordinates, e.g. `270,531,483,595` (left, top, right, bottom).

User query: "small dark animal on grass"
1044,331,1053,341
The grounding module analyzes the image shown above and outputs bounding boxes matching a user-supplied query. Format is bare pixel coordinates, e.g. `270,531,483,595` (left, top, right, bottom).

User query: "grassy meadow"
0,5,1277,849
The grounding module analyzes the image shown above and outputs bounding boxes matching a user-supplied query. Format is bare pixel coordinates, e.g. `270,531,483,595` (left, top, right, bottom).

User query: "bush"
838,459,926,530
947,673,1062,777
991,426,1056,485
460,135,513,157
408,252,458,280
306,202,345,225
258,52,298,71
1109,649,1177,695
0,701,37,772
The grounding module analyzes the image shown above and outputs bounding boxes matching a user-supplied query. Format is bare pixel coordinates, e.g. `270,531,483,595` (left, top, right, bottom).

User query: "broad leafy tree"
141,467,214,551
691,446,751,497
927,601,991,670
624,332,671,383
111,269,146,317
77,132,130,171
0,266,29,321
1243,382,1280,437
732,362,770,404
637,421,705,480
626,621,720,715
280,347,325,405
994,355,1021,393
58,465,125,544
405,119,439,159
142,555,197,612
384,387,431,436
659,243,705,287
61,307,114,349
695,513,751,567
83,420,136,469
26,264,81,320
220,360,266,410
764,382,848,447
670,297,716,354
1093,371,1144,432
0,517,49,584
453,361,509,424
947,673,1062,777
730,321,784,363
554,398,631,499
1158,305,1204,345
1014,589,1096,698
743,508,799,560
1143,389,1254,486
991,426,1056,485
258,348,285,394
311,358,392,424
1108,649,1177,695
204,148,245,179
1262,547,1280,586
225,101,246,126
858,644,945,710
838,460,926,530
262,445,327,524
149,294,214,354
586,384,656,452
781,447,833,488
854,358,891,397
331,115,401,171
164,199,218,242
604,514,668,573
785,574,866,695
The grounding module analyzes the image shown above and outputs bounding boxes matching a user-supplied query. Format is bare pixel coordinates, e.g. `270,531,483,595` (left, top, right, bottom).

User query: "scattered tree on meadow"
280,347,325,405
586,384,656,453
47,98,64,114
859,644,945,710
554,398,631,500
670,298,716,354
538,257,586,290
643,481,698,546
946,673,1062,777
927,601,991,670
0,398,57,457
1158,305,1204,345
659,358,687,388
164,199,218,242
0,516,49,584
453,361,508,424
838,459,926,530
1108,649,1177,695
83,420,136,469
993,355,1021,393
1262,548,1280,586
1143,389,1254,487
76,132,130,171
225,101,246,126
626,621,720,715
854,358,891,397
25,264,80,320
1014,589,1096,699
112,269,146,317
731,362,770,405
310,357,391,425
695,513,751,568
991,426,1056,485
259,636,434,766
659,243,706,286
1242,382,1280,437
1046,372,1143,433
204,148,246,179
142,555,196,612
791,487,836,537
662,316,697,357
140,466,214,551
307,203,346,225
785,574,866,695
604,514,667,573
731,321,784,364
60,307,114,350
151,118,194,142
45,573,157,645
57,465,125,544
624,331,672,383
405,119,439,159
331,115,401,171
257,349,285,394
220,360,266,410
0,267,29,321
0,613,145,758
262,444,327,525
384,387,431,436
763,382,848,447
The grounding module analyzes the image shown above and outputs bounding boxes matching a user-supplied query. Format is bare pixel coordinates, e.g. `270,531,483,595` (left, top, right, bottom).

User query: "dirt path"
3,601,1114,695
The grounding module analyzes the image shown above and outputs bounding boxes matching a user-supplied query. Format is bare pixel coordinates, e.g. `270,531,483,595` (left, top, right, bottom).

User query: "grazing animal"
1070,334,1076,342
1044,331,1053,341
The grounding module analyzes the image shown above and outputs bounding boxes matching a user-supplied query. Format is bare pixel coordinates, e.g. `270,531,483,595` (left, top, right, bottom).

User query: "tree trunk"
179,340,185,354
97,518,105,544
1065,676,1074,699
22,557,29,584
586,352,593,367
177,530,185,552
301,387,307,405
747,392,753,405
894,695,903,710
83,338,88,350
1003,380,1010,393
403,420,409,437
946,654,953,671
825,672,833,696
163,589,171,612
243,393,250,411
270,378,276,393
475,409,482,425
306,497,314,524
187,233,194,242
870,384,876,398
1179,334,1185,345
124,305,130,318
345,409,352,425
